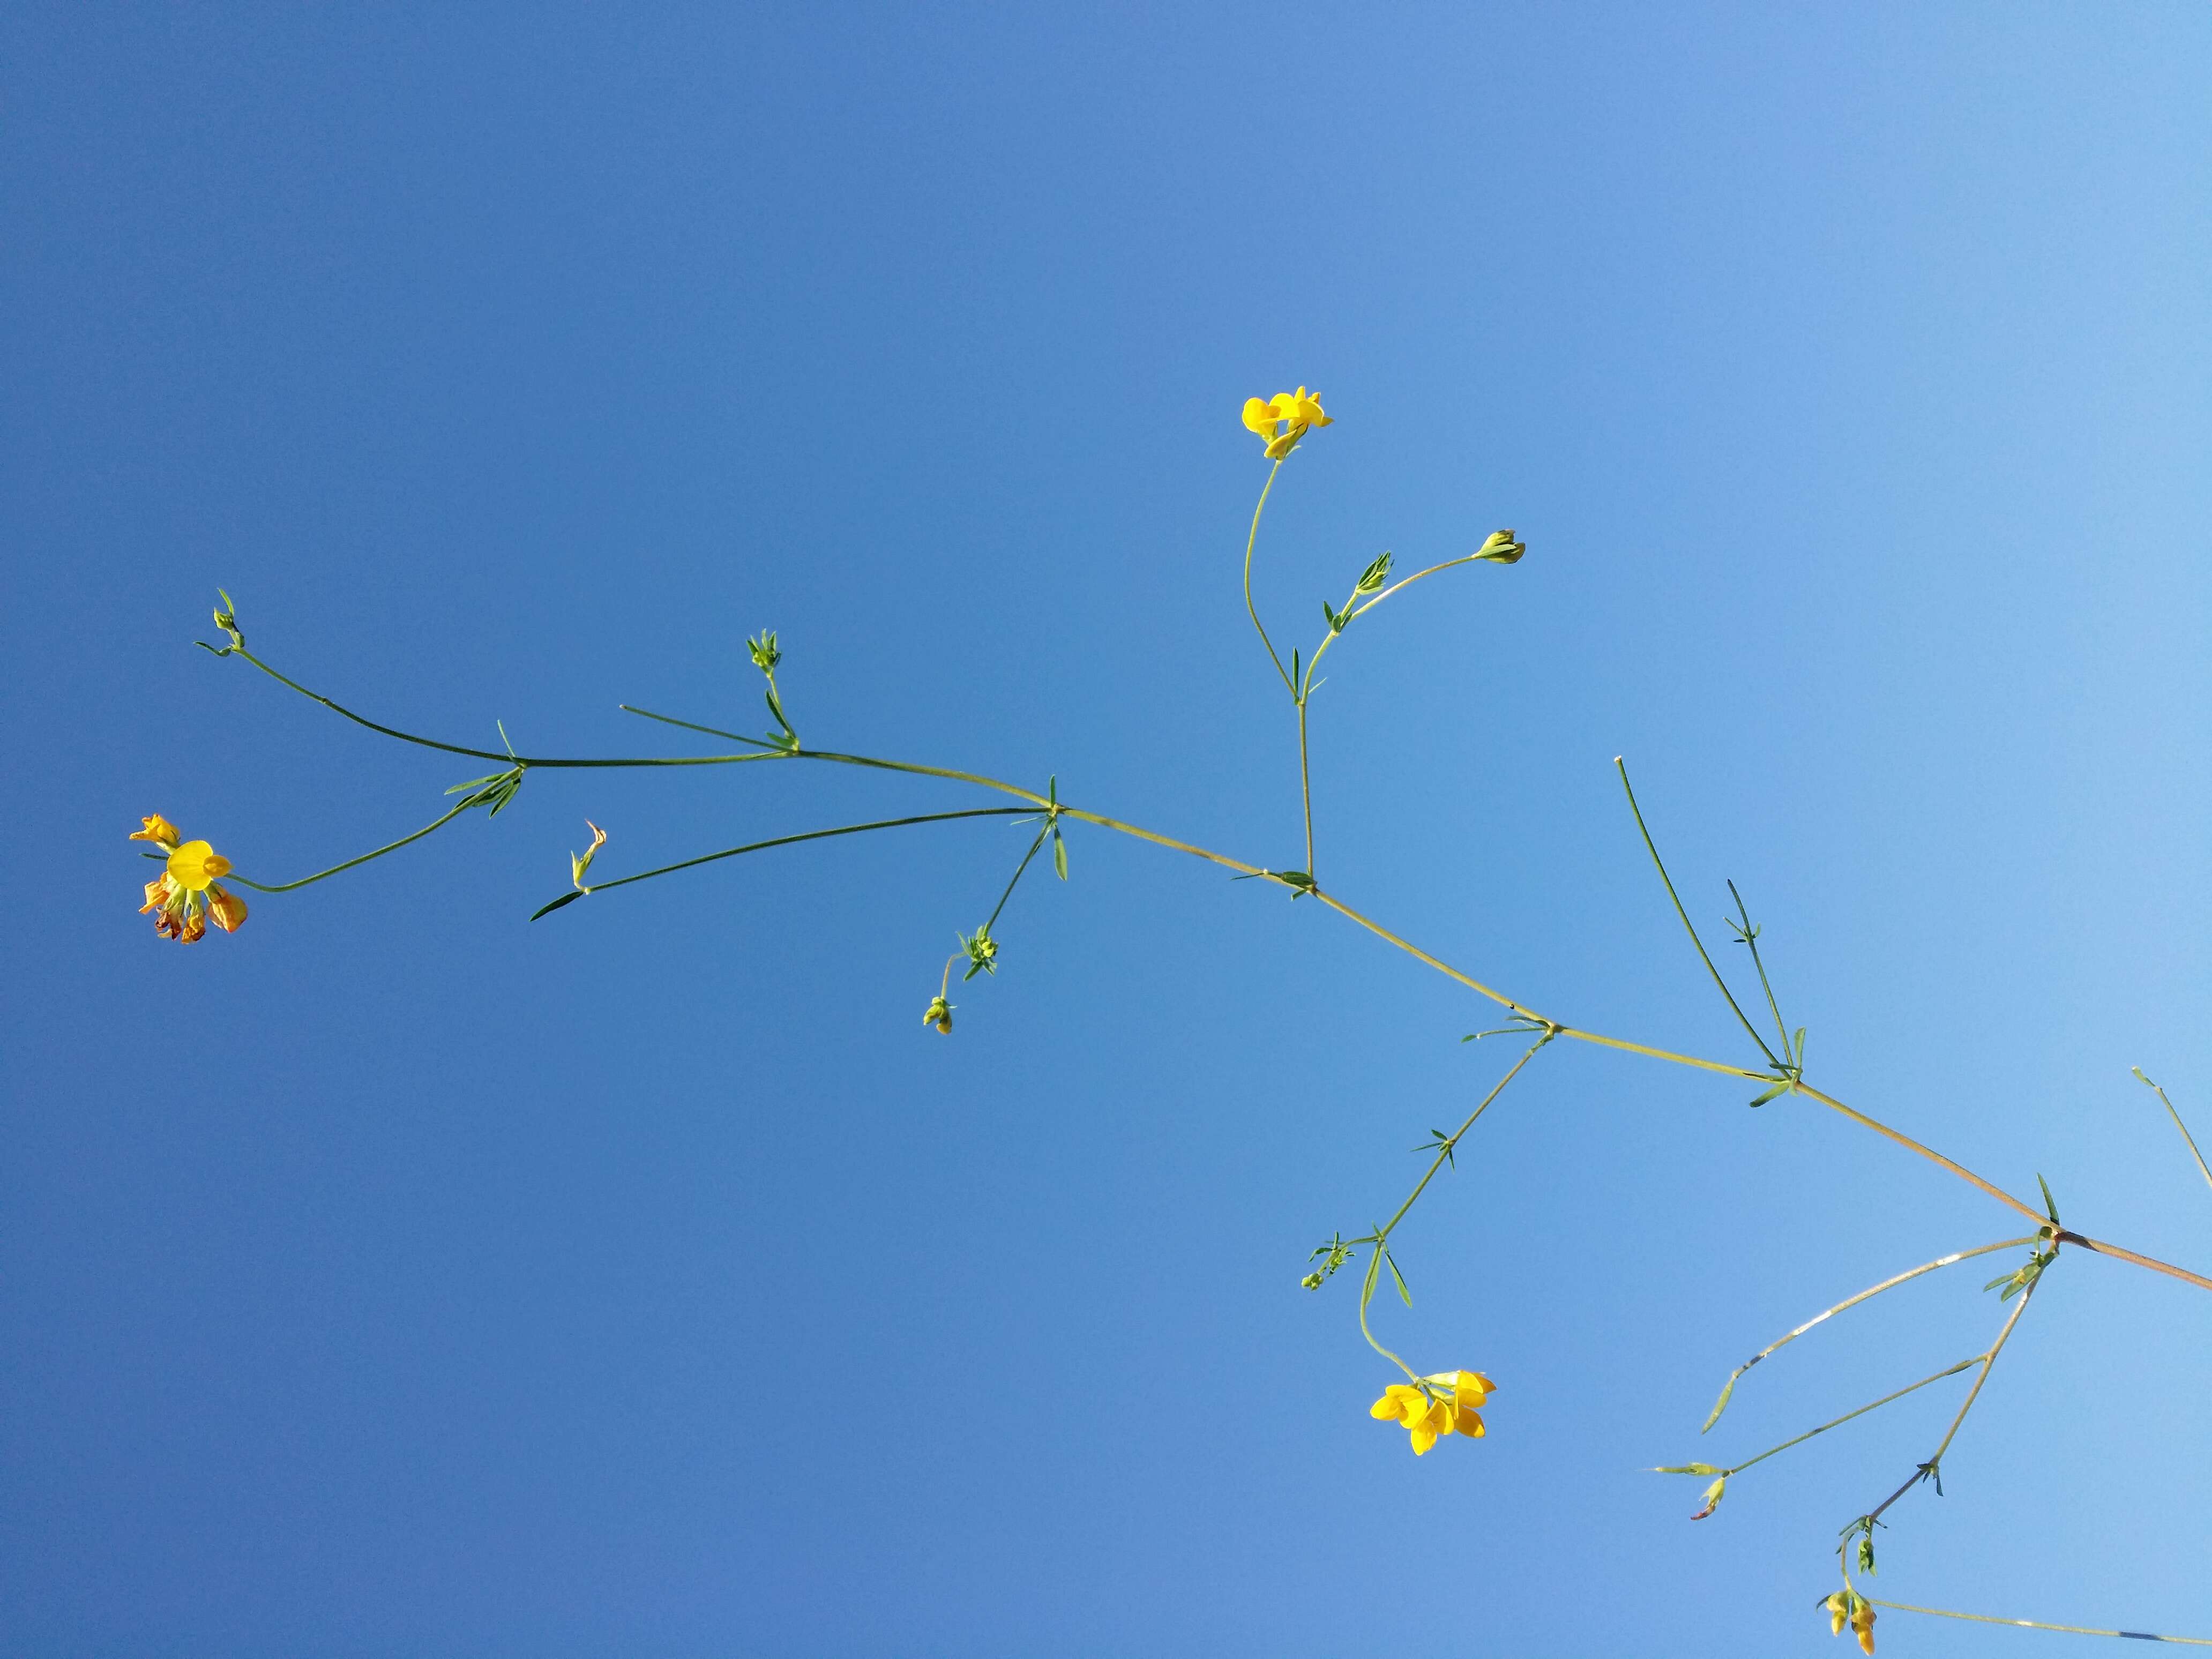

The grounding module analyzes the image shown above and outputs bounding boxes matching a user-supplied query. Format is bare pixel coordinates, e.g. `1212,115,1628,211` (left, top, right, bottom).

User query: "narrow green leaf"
531,891,584,921
1387,1250,1413,1307
1651,1462,1725,1477
1052,830,1068,880
1359,1247,1382,1313
1701,1373,1738,1433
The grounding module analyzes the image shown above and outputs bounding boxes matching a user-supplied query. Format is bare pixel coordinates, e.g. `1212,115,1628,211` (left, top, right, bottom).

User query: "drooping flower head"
131,814,246,944
1240,386,1334,459
1823,1591,1875,1654
1369,1369,1492,1454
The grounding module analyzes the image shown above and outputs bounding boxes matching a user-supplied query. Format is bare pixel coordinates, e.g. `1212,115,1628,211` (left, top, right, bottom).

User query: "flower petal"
1242,397,1277,436
207,885,248,932
166,841,230,891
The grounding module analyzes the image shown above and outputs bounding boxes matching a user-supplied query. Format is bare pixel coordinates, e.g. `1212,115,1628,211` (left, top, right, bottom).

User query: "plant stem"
1617,759,1783,1070
226,799,480,892
1727,1357,1981,1477
1243,460,1295,696
1707,1237,2037,1422
1865,1280,2039,1526
227,656,2212,1291
1297,696,1315,879
982,825,1053,934
1376,1034,1550,1242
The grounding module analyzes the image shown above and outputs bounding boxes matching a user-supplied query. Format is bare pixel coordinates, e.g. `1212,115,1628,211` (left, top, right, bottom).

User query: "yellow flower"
1241,385,1334,458
133,818,244,944
1824,1591,1875,1653
923,994,954,1034
166,841,233,891
1368,1370,1492,1454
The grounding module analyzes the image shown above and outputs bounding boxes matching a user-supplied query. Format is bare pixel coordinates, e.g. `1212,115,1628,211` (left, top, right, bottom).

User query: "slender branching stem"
2135,1070,2212,1201
1703,1237,2037,1430
1377,1035,1550,1243
1357,1246,1419,1381
1297,697,1315,878
227,798,481,892
229,649,789,769
219,652,2212,1293
2053,1229,2212,1295
534,809,1032,918
1864,1600,2212,1646
1864,1280,2039,1527
982,825,1053,935
1726,1357,1982,1478
1617,759,1783,1071
1727,880,1794,1058
1243,459,1295,696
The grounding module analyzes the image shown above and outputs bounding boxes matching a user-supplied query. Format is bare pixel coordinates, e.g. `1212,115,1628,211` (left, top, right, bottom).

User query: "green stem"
229,649,791,769
2135,1071,2212,1201
982,825,1052,934
1727,880,1793,1058
1724,1356,1982,1477
223,652,2212,1272
1357,1245,1419,1381
1243,460,1295,696
534,808,1032,917
1297,696,1315,879
618,705,784,751
1866,1280,2039,1525
1616,758,1783,1071
1377,1034,1550,1242
226,799,479,892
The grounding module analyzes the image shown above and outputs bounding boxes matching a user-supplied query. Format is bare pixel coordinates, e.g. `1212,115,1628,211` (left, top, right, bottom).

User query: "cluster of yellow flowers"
130,814,246,943
1825,1589,1877,1654
1240,386,1332,459
1369,1370,1492,1454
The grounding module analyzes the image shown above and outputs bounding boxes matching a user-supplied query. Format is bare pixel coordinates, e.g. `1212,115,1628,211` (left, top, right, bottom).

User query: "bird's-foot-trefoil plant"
133,390,2212,1651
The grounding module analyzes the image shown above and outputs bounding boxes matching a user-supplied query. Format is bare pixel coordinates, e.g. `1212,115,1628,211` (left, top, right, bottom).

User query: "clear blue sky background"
5,5,2209,1654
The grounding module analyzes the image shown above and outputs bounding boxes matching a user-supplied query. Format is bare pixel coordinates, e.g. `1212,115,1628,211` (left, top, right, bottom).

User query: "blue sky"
6,5,2210,1654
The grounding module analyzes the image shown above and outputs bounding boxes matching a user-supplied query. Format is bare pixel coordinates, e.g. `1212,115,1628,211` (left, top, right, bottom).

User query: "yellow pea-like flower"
133,817,244,944
1370,1370,1492,1454
1822,1591,1875,1653
166,840,233,892
1240,385,1334,458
